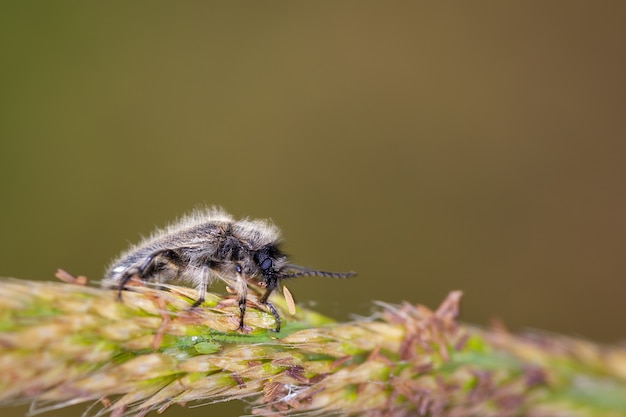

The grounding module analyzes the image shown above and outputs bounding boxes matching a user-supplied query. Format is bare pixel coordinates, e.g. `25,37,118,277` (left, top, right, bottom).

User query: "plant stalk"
0,278,625,417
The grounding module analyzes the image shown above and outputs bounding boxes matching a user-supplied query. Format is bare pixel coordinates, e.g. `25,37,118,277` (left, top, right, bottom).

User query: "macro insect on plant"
103,208,356,332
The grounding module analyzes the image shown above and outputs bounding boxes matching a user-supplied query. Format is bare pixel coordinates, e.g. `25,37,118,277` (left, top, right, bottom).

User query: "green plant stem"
0,278,625,417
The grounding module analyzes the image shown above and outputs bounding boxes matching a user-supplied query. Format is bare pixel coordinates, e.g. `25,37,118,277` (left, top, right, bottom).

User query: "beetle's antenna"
279,266,356,280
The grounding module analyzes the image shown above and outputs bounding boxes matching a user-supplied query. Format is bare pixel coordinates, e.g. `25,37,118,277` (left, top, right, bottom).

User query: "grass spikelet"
0,278,625,417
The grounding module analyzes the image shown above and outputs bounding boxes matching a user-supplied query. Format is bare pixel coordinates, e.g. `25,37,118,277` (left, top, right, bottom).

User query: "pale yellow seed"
283,285,296,315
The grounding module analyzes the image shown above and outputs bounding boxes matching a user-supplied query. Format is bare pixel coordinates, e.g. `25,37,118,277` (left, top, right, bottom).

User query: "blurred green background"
1,2,625,416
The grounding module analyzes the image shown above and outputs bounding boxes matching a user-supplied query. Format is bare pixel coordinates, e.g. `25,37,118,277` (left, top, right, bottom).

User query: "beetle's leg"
260,277,281,332
117,249,180,301
190,263,212,308
238,284,247,330
228,265,248,331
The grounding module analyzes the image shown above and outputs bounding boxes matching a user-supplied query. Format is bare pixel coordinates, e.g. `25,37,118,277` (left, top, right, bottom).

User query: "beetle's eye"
260,258,273,271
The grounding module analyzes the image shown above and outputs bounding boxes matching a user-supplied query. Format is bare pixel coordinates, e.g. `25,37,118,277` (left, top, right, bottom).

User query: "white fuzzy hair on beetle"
103,207,355,332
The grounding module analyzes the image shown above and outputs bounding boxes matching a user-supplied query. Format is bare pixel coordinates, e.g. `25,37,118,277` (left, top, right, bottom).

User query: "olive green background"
1,2,625,416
